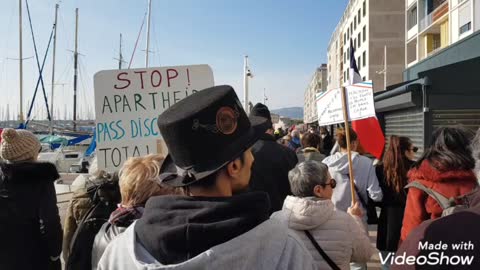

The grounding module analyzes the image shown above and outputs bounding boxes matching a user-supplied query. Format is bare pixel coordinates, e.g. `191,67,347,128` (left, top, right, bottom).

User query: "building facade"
304,64,328,124
374,0,480,157
406,0,480,67
327,0,406,92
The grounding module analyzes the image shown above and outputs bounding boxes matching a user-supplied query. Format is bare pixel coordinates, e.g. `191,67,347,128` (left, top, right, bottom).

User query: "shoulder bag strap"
304,230,341,270
405,181,452,209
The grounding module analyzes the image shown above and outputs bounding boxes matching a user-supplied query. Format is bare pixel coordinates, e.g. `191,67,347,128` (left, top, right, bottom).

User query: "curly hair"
118,154,179,207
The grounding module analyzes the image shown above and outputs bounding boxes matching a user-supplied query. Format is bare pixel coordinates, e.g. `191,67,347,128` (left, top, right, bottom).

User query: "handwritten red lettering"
134,71,147,89
167,69,179,87
114,72,131,90
151,70,162,88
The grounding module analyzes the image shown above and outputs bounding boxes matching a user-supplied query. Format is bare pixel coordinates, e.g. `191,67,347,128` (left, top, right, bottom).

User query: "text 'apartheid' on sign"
316,81,375,126
94,64,214,171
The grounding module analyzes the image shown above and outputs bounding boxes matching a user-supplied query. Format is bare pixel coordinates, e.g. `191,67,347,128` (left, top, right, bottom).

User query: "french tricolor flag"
349,39,385,160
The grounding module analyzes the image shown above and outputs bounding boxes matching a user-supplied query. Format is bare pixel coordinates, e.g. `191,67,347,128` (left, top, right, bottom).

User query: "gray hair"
288,160,329,197
471,128,480,176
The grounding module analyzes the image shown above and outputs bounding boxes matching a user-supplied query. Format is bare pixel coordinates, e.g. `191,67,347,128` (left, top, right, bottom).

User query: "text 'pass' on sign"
316,81,375,126
94,64,214,171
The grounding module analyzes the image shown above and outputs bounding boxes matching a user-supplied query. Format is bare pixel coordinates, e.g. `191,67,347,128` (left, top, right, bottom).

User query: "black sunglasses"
410,146,418,153
322,178,336,189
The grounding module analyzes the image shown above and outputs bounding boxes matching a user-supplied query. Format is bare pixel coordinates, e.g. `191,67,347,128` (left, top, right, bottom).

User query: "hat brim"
159,115,269,187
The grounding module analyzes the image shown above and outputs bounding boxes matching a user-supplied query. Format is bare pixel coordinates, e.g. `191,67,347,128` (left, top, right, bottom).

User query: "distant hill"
270,107,303,120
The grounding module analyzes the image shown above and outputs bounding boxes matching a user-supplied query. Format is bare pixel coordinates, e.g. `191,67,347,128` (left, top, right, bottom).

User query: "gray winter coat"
97,220,317,270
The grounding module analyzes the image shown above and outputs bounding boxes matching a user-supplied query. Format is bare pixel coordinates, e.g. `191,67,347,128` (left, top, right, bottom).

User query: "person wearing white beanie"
0,128,63,270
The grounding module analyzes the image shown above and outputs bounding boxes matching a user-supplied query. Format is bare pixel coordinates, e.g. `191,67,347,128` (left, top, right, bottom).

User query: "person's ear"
226,158,242,178
313,185,323,197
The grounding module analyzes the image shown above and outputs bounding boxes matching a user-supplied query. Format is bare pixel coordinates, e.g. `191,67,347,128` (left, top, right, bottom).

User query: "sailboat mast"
73,8,79,131
19,0,24,122
50,3,59,134
119,33,123,69
145,0,152,68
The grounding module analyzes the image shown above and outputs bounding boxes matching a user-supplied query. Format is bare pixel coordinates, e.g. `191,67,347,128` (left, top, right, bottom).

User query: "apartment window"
460,22,472,34
362,76,366,81
347,48,350,60
459,2,472,35
358,33,361,47
363,26,366,41
344,33,347,44
357,57,361,70
407,4,417,30
347,71,350,80
347,31,349,41
344,52,346,63
350,23,353,35
354,16,357,30
363,1,366,16
353,39,356,49
358,10,361,24
362,51,366,67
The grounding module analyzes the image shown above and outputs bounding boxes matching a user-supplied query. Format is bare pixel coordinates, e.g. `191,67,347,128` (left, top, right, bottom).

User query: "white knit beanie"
0,128,41,162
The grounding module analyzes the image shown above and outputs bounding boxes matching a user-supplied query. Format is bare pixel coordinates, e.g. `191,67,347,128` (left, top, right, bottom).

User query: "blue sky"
0,0,348,120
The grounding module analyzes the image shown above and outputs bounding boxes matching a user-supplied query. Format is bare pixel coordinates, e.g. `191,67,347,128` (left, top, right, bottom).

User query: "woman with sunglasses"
375,136,416,270
271,161,376,270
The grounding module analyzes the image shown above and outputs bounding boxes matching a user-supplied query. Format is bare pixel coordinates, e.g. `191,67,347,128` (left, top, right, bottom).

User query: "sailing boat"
12,2,92,172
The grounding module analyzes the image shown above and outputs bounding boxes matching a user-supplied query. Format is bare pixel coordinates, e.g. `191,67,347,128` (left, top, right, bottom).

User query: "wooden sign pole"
340,86,357,204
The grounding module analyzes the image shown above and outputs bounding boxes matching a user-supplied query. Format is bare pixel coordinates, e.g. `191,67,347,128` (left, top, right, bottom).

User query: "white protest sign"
345,81,376,121
316,81,375,126
316,88,344,126
94,64,214,171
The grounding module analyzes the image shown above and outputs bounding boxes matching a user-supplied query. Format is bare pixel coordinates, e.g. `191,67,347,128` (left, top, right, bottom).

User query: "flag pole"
243,55,249,111
341,86,356,204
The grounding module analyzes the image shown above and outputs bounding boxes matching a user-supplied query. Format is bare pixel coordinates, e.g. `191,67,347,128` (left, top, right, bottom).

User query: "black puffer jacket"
250,133,298,213
0,161,62,270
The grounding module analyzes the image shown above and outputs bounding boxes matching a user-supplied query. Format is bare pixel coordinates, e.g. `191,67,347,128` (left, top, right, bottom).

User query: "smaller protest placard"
316,87,344,126
346,81,375,121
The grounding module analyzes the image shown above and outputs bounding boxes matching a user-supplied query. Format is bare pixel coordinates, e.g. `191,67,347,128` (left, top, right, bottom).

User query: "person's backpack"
65,178,120,270
405,181,479,217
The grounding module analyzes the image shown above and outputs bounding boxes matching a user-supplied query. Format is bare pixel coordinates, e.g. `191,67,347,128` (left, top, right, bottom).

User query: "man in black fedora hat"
97,85,315,270
249,103,298,213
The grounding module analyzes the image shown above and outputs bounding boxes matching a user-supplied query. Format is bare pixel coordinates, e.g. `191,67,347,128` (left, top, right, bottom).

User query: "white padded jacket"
271,196,377,270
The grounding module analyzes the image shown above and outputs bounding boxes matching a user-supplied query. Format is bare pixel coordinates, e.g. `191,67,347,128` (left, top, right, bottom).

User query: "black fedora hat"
157,85,268,187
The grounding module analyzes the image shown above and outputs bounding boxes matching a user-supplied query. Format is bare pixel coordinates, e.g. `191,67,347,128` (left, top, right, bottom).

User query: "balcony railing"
433,1,449,21
427,46,442,57
419,1,449,31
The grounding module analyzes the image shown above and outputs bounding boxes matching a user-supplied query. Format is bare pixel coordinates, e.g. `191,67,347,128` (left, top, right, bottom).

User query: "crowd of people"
1,84,480,270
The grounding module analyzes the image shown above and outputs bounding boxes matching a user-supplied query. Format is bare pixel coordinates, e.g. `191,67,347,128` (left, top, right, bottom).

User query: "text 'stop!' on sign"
316,81,375,126
94,64,214,171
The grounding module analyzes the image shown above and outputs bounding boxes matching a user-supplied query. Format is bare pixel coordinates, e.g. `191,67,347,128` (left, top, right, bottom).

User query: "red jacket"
400,160,478,241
